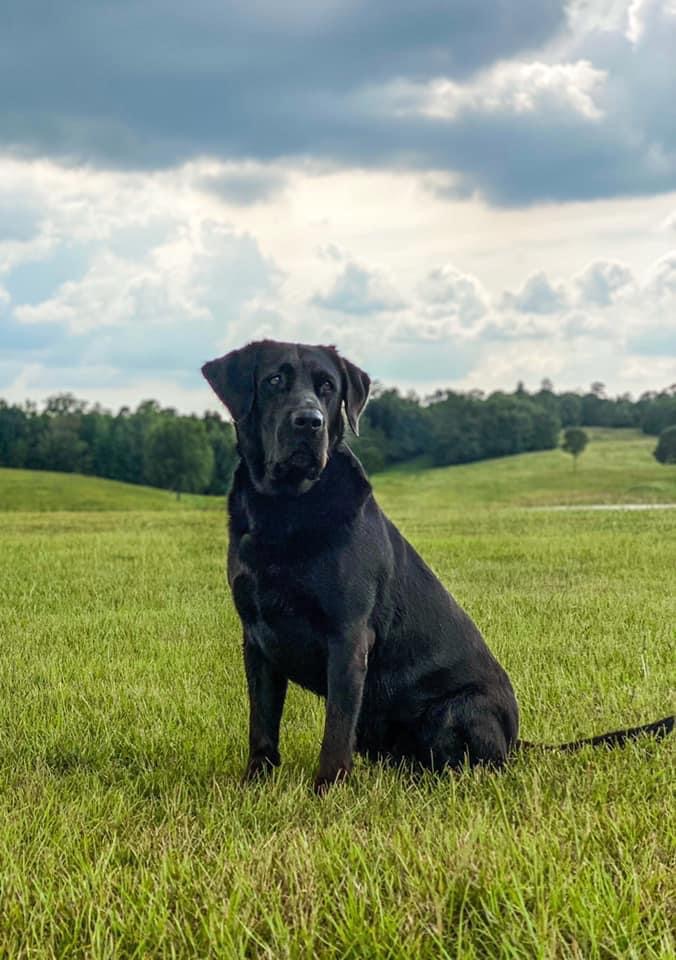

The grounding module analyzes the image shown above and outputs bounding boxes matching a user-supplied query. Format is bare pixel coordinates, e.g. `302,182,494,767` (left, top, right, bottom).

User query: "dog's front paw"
242,753,280,784
313,766,350,795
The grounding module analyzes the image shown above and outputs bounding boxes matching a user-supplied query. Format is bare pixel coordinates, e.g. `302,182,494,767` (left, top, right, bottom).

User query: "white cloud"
624,0,676,44
417,265,489,327
619,354,676,386
15,254,150,331
566,0,630,37
573,260,636,307
390,313,478,344
1,153,675,406
317,242,347,262
560,311,614,338
311,261,405,315
626,0,649,43
0,226,57,275
389,59,606,122
643,250,676,300
500,271,568,314
662,210,676,232
13,221,276,338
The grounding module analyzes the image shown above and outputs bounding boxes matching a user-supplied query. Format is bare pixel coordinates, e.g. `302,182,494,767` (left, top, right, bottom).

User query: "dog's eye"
318,379,334,394
267,374,283,387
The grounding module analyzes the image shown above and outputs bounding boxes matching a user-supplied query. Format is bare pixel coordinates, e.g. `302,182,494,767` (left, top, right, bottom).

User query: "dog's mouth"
269,445,326,490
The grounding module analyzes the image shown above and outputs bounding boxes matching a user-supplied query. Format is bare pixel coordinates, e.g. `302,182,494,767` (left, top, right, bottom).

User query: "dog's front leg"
242,635,288,782
314,626,369,794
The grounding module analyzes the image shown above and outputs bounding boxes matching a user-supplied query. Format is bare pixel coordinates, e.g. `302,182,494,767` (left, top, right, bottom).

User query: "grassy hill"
374,427,676,515
0,467,220,512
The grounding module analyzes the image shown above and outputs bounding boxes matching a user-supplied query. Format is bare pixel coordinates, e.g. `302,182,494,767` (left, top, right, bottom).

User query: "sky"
1,0,675,413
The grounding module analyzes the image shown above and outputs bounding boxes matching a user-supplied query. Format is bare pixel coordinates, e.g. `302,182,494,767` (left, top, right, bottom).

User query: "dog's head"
202,340,370,495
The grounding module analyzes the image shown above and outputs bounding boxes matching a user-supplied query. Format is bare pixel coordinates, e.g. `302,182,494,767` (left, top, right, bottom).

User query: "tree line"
0,381,675,494
0,395,237,496
352,380,676,473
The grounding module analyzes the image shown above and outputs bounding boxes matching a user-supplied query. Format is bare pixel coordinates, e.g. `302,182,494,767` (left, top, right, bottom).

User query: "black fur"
202,339,674,792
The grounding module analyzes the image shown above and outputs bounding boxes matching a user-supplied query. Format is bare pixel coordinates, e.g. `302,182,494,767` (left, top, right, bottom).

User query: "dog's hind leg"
413,695,512,772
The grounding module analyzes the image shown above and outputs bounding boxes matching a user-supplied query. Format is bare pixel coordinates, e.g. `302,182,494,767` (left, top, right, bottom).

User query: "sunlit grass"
375,428,676,517
0,467,219,512
0,432,674,957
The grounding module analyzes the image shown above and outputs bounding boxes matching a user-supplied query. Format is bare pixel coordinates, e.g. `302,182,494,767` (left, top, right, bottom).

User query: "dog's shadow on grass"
36,735,661,814
37,743,460,795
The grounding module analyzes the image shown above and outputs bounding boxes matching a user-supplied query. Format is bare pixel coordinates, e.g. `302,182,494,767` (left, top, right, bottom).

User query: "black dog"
202,340,674,792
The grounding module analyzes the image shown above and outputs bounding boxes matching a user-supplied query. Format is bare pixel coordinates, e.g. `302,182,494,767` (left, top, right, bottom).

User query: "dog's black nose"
291,408,324,432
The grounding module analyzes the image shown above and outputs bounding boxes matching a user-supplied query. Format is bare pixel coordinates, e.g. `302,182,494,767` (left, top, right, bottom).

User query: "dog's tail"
517,714,674,752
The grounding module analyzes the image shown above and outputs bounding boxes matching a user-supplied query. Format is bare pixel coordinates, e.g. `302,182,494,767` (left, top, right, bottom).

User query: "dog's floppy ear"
340,356,371,436
201,343,259,421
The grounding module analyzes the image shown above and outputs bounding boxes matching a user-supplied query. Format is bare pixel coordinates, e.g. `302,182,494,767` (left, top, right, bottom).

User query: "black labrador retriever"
202,340,674,792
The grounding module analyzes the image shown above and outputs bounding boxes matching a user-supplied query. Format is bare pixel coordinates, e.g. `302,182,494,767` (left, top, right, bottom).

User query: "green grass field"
0,430,674,958
0,467,219,512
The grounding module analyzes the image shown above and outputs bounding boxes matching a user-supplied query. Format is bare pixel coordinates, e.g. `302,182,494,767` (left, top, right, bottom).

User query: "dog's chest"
231,561,329,695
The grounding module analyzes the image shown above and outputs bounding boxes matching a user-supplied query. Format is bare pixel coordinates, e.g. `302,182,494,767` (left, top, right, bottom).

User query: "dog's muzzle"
272,444,323,483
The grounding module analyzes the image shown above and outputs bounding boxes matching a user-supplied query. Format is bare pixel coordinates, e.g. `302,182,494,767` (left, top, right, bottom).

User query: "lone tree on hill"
561,427,589,471
654,425,676,464
144,418,214,498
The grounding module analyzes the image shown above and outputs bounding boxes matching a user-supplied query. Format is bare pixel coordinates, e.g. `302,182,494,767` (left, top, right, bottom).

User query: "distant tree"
144,418,214,498
44,393,88,417
202,412,238,494
79,409,113,476
427,392,483,466
37,417,88,473
561,427,589,471
638,390,676,435
360,388,432,465
581,391,603,425
530,407,562,450
654,425,676,464
480,394,536,458
533,383,560,418
558,392,583,427
0,401,29,467
608,393,636,428
350,418,388,473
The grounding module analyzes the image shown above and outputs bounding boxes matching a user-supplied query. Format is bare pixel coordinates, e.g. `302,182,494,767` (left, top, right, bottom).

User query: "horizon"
3,375,676,421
